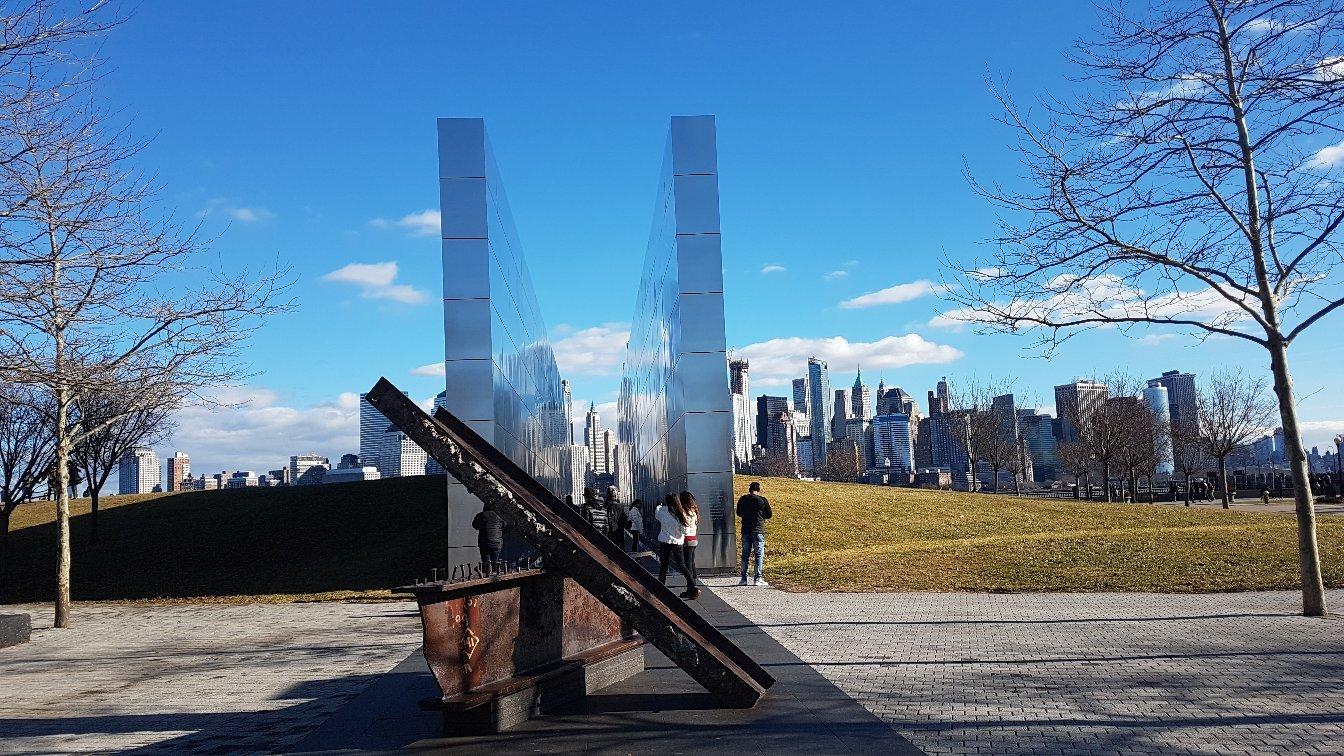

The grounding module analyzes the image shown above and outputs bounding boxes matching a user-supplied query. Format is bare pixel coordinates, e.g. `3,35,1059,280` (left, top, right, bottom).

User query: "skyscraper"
561,379,574,445
936,376,951,407
851,369,872,421
755,395,791,449
166,451,190,492
1054,380,1109,443
426,391,451,475
843,416,874,471
831,388,852,440
568,443,589,498
382,432,429,478
729,358,749,397
118,447,161,495
359,390,410,477
872,413,915,474
1017,409,1059,482
584,403,611,476
1142,384,1175,475
1147,370,1197,430
807,357,833,465
792,377,809,415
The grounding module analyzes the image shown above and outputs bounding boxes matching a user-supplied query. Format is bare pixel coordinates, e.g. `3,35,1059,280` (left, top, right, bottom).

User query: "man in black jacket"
472,506,505,568
736,481,772,586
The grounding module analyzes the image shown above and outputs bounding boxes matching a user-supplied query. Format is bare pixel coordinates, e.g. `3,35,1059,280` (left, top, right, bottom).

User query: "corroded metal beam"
367,377,773,708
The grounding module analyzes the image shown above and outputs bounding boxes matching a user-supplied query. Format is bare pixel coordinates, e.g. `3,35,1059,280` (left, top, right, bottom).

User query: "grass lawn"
737,476,1344,593
1,476,447,604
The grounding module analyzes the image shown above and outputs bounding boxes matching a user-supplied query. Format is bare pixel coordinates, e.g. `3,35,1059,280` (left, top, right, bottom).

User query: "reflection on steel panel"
618,115,735,570
437,118,571,571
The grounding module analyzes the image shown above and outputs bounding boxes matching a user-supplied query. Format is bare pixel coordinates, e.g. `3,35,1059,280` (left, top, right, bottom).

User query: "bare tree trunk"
1218,456,1230,509
0,506,10,602
1101,462,1112,503
88,487,99,545
1268,340,1327,617
992,467,1000,494
1184,474,1191,507
54,385,71,628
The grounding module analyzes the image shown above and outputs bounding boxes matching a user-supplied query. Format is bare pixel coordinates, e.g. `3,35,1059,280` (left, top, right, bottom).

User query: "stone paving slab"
0,601,421,753
707,578,1344,755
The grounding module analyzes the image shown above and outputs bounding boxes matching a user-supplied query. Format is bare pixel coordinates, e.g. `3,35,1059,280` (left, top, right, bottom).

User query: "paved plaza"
0,601,421,753
2,587,1343,753
708,578,1344,755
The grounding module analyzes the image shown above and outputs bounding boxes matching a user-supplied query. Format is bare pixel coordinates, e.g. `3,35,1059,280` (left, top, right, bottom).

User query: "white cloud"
370,208,441,237
929,274,1249,334
760,264,787,275
411,362,445,377
842,260,859,268
737,334,964,387
552,323,630,377
199,198,275,223
823,270,848,281
322,261,429,304
1296,420,1344,451
840,279,955,309
1316,56,1344,82
1137,333,1180,345
164,387,357,475
1307,139,1344,169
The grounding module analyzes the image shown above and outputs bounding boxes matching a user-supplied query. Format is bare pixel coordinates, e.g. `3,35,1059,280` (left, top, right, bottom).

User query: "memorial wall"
437,118,570,568
618,116,736,570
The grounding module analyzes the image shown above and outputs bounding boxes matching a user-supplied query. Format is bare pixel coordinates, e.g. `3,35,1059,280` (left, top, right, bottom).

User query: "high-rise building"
1147,370,1197,430
990,394,1031,484
561,379,574,445
585,403,612,476
731,393,754,470
1141,384,1175,475
1054,380,1109,443
426,392,451,475
382,432,429,478
808,358,833,466
755,395,791,449
166,451,190,492
831,388,852,440
118,447,161,495
872,413,915,474
729,358,749,397
290,453,330,485
359,390,412,477
796,434,815,475
914,416,933,467
568,444,589,498
225,471,259,488
936,376,951,407
792,377,810,415
843,416,874,471
851,369,872,421
1017,409,1059,482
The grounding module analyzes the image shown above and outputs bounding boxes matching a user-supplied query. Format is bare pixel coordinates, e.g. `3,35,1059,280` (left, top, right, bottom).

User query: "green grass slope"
737,476,1344,593
2,476,447,603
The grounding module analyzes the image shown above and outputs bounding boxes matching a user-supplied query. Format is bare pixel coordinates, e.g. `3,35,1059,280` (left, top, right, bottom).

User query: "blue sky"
94,2,1344,474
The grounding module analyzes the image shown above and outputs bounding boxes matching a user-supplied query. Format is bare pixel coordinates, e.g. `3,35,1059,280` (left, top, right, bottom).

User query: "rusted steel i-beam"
366,377,774,708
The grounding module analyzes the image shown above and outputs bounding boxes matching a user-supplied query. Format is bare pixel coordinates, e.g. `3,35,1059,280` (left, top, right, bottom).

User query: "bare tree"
1172,419,1212,506
1056,440,1095,499
72,386,174,543
0,91,286,628
753,451,796,479
1115,396,1161,502
953,0,1343,614
819,440,861,483
0,383,54,598
1198,370,1276,509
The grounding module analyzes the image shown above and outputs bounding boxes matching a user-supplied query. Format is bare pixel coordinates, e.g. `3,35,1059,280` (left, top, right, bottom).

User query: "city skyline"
84,3,1343,474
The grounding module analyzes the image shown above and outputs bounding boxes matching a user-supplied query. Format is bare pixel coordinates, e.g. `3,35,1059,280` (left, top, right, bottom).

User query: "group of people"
471,479,776,596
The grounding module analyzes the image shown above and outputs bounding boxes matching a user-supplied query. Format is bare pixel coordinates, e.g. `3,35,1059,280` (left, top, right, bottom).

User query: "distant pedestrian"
471,506,505,568
627,500,644,551
582,487,608,533
736,481,772,586
1262,488,1271,505
656,492,699,599
604,486,622,541
564,494,576,510
679,491,700,588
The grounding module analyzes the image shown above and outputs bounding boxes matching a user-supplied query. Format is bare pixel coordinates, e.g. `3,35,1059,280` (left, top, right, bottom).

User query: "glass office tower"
618,115,735,570
437,118,570,570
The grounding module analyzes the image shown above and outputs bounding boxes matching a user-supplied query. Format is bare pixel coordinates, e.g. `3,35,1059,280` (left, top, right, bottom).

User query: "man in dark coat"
472,506,505,567
736,481,772,586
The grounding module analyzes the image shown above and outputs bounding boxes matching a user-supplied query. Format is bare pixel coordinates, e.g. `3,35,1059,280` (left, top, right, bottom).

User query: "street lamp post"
1335,435,1343,490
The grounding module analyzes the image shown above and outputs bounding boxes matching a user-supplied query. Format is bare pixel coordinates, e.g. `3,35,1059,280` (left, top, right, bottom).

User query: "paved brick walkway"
707,578,1344,755
0,601,420,753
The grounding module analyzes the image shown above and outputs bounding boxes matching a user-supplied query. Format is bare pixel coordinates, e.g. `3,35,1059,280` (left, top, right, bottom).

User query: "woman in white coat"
655,492,699,599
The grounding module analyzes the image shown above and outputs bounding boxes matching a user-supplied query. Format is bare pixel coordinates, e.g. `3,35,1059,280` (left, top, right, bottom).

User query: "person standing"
679,491,700,590
471,506,505,568
604,486,622,541
582,487,608,533
655,492,699,599
736,481,772,586
627,500,644,551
